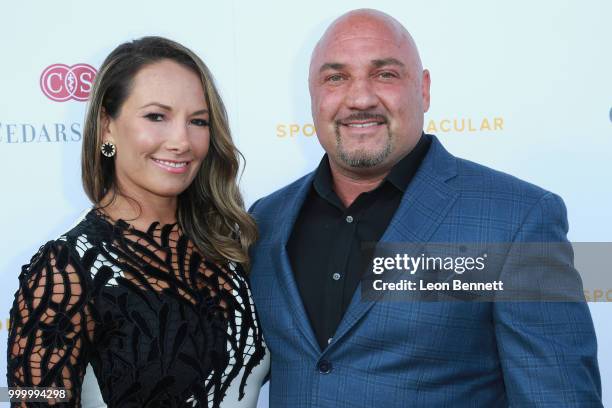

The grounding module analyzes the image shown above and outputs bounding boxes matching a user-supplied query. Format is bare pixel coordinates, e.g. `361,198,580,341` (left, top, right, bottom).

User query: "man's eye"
144,113,164,121
326,74,345,82
191,119,209,127
378,71,397,79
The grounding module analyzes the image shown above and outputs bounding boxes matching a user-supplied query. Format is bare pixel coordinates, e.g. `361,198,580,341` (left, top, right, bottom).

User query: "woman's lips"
151,158,190,174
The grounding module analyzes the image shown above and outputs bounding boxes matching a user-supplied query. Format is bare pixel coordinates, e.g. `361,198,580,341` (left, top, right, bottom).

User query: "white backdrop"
1,1,610,406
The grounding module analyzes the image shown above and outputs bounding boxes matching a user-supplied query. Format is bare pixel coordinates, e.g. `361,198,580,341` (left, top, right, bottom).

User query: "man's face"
309,20,430,174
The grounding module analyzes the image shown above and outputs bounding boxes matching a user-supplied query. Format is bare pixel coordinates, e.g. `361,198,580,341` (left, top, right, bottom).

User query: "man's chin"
337,148,390,169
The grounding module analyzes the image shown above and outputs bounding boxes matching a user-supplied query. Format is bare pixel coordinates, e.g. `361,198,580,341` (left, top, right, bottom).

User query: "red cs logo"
40,63,97,102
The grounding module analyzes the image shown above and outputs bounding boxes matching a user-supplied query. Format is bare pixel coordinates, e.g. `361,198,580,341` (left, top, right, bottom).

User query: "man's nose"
344,78,378,110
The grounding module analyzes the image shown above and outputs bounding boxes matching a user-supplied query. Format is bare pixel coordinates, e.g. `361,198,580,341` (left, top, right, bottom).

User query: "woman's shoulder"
20,209,111,281
60,208,114,242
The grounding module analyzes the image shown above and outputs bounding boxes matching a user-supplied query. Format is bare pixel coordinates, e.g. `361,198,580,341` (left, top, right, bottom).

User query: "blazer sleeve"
493,193,602,407
7,240,94,407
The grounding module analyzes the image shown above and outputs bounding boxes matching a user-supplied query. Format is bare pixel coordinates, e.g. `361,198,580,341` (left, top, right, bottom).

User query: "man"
249,9,601,407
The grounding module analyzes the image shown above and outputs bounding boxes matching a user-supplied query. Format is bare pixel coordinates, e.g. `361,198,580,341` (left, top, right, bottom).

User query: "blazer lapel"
331,137,460,346
270,172,321,354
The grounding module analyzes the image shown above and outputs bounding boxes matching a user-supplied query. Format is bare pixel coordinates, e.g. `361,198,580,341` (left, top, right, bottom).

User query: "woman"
7,37,268,407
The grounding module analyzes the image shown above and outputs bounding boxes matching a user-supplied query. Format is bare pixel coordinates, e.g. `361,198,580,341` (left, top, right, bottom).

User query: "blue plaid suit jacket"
249,136,602,407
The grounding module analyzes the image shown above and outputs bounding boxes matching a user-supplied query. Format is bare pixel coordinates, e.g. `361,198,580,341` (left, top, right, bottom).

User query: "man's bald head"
310,9,423,85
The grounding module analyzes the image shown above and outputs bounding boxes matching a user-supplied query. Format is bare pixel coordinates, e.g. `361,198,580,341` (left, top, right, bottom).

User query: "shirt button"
328,337,333,344
317,360,333,374
345,215,354,223
332,273,341,281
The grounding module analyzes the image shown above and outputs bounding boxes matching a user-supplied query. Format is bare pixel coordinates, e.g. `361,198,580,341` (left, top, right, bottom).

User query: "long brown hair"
82,36,257,269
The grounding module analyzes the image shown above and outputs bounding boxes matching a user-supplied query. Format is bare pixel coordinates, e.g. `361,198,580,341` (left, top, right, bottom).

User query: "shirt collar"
313,132,432,198
386,132,431,192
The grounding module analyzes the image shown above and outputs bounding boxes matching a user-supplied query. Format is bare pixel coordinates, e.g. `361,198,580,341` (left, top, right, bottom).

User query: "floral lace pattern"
7,210,266,407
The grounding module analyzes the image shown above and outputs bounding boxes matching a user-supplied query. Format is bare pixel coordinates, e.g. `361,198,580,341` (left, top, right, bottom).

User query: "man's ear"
421,69,431,113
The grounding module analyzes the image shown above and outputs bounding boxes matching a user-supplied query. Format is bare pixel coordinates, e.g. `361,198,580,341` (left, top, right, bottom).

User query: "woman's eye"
191,118,209,127
144,113,164,122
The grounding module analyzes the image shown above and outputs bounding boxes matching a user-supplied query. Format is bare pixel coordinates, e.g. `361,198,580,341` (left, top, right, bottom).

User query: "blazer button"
317,360,332,374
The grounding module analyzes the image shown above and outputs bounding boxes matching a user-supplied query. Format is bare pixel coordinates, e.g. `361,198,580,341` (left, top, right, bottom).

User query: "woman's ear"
101,108,113,143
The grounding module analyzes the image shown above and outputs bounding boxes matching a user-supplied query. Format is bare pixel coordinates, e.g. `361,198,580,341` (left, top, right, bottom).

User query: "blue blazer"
249,136,601,407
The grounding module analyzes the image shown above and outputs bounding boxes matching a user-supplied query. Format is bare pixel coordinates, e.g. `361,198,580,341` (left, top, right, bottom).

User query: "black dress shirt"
287,133,432,349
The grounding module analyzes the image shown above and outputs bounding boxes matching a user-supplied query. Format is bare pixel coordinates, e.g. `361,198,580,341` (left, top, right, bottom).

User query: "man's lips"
340,121,385,128
337,115,387,129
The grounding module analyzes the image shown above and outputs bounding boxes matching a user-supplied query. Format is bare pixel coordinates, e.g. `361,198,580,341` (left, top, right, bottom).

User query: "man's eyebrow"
318,59,405,73
319,62,345,73
371,58,405,68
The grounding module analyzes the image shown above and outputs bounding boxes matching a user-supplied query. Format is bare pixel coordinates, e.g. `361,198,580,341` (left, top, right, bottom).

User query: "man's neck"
329,162,389,208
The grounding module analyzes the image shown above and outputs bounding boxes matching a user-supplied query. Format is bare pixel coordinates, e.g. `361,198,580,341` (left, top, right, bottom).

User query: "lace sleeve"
7,240,95,407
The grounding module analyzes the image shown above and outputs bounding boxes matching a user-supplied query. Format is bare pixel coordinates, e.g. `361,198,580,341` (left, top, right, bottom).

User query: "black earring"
101,141,116,157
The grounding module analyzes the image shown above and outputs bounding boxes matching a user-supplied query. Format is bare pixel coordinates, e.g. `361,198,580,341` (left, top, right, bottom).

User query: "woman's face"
103,59,210,202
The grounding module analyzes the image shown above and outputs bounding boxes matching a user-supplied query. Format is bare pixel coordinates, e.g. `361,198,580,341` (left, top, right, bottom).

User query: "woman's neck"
99,189,178,230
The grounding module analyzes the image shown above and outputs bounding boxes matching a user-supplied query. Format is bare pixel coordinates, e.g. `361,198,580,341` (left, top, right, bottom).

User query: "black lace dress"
7,209,268,407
